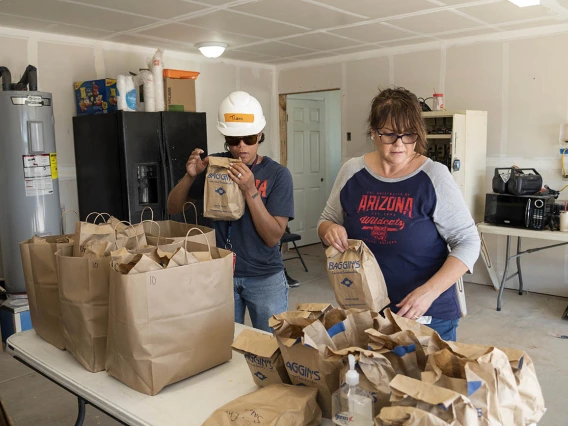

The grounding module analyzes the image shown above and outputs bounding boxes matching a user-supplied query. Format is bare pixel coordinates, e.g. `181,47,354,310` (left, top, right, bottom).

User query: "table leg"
74,397,87,426
497,235,511,312
516,237,524,295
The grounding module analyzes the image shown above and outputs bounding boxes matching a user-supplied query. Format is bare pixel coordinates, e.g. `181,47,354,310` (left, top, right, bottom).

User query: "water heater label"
22,154,54,197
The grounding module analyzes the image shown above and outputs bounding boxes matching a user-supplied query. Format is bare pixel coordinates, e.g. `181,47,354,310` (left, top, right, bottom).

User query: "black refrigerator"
72,111,208,224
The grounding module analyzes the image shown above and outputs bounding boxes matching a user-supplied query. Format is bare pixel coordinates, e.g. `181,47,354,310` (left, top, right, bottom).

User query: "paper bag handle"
59,209,79,234
185,228,212,261
140,206,154,222
182,202,198,225
112,220,141,249
142,220,161,245
85,212,111,224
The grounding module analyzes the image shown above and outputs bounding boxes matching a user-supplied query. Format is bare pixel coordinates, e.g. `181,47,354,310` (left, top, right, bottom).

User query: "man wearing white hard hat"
168,91,294,332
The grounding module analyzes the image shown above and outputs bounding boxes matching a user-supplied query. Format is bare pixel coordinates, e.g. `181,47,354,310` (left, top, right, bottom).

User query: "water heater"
0,65,61,294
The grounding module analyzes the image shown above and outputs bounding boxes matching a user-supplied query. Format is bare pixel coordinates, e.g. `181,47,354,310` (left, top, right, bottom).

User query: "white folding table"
6,324,333,426
477,222,568,311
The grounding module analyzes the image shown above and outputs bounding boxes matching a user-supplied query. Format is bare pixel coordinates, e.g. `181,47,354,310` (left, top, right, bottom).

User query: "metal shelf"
426,134,452,139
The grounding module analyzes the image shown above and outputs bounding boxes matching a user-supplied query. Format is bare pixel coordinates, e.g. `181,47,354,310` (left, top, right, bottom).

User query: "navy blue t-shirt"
192,152,294,278
319,156,480,320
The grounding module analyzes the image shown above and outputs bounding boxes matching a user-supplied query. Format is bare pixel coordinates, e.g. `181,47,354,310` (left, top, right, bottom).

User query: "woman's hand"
395,285,440,319
321,223,349,252
186,149,209,178
228,162,257,195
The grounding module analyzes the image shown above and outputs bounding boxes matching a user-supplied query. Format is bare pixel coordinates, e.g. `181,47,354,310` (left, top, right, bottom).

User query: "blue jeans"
234,270,289,332
427,318,459,341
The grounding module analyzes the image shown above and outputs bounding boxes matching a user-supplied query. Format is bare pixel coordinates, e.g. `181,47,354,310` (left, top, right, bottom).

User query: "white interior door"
286,98,326,246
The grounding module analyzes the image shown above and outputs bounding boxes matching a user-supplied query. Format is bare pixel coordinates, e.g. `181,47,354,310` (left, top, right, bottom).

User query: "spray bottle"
332,354,374,425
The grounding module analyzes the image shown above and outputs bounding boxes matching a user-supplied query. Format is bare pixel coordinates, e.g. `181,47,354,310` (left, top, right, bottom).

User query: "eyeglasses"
225,134,258,146
376,132,418,145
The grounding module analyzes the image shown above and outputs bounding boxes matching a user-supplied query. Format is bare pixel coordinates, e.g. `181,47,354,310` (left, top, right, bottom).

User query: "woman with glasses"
167,91,294,332
318,87,480,341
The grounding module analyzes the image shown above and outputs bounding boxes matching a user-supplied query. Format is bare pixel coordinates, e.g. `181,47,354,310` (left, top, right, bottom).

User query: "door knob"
321,178,324,182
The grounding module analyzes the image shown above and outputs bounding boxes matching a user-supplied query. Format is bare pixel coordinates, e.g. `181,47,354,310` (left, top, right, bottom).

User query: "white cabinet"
422,110,488,222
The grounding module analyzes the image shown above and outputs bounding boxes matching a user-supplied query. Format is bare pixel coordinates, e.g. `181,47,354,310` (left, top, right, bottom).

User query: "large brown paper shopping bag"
141,204,215,247
73,212,115,257
105,240,234,395
326,240,390,311
107,218,147,250
232,329,291,387
202,384,322,426
204,156,245,220
56,246,110,372
388,375,479,425
19,235,73,349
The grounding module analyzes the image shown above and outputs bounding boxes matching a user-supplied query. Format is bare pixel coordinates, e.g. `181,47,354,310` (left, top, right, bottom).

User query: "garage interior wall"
279,32,568,298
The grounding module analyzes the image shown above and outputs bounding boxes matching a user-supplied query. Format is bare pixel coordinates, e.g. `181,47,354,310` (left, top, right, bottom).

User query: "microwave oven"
484,193,554,230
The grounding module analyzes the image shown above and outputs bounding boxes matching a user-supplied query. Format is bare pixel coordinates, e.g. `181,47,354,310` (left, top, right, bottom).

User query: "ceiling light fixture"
195,42,228,59
507,0,540,7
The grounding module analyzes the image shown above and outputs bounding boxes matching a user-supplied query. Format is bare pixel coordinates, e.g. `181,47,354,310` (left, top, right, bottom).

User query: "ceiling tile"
183,10,304,38
331,44,381,54
387,10,480,33
110,34,197,52
290,51,339,60
434,27,500,39
220,50,269,61
380,37,434,46
284,32,361,50
330,22,415,43
311,0,437,19
0,13,57,32
239,42,315,57
233,0,363,29
193,0,237,5
61,0,208,20
262,57,300,64
40,23,115,39
0,0,157,31
434,0,479,4
498,18,565,31
462,2,555,25
135,23,259,46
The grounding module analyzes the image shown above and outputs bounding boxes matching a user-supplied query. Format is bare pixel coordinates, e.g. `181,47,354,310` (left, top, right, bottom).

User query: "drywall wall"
279,31,568,298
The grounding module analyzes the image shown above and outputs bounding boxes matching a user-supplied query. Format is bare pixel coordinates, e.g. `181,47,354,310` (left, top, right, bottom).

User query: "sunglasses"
225,134,259,146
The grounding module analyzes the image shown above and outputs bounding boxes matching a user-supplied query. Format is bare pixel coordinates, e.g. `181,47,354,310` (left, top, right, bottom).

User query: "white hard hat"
217,91,266,137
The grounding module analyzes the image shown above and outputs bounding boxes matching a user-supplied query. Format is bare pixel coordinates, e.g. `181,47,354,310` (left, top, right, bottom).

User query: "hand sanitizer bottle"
332,354,374,425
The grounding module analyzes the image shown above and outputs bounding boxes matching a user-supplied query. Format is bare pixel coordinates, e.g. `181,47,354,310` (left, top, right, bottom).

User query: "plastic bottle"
332,354,374,425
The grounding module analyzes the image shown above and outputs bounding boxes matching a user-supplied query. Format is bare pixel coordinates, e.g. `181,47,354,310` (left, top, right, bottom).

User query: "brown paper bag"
19,235,73,349
105,241,234,395
108,218,147,250
202,384,322,426
326,240,390,312
232,329,291,387
56,246,110,372
376,406,457,426
388,375,479,425
366,328,427,380
270,309,375,419
204,156,245,220
375,308,438,348
296,302,333,319
73,213,115,257
425,335,538,426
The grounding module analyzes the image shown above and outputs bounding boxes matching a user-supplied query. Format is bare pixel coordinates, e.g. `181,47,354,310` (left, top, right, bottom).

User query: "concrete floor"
1,243,567,425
